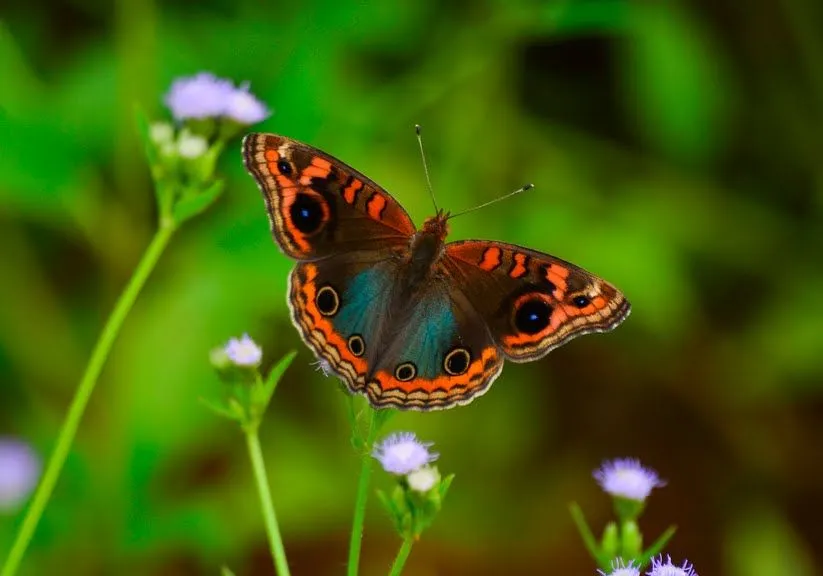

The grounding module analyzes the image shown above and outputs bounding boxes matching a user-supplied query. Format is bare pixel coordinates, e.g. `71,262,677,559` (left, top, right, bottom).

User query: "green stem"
1,222,176,576
347,408,380,576
245,428,290,576
387,538,414,576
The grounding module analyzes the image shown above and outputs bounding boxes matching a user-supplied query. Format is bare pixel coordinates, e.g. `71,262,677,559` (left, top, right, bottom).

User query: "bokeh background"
2,0,822,574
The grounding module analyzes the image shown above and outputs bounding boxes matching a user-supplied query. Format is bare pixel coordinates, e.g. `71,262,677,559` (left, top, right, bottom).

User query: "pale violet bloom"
594,458,666,501
165,72,235,120
0,439,41,511
372,432,438,475
406,466,439,493
165,73,269,124
225,82,270,124
224,334,262,367
177,131,209,159
598,558,640,576
646,555,698,576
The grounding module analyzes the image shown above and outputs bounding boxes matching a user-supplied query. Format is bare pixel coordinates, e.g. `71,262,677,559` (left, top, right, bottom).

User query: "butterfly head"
420,209,450,242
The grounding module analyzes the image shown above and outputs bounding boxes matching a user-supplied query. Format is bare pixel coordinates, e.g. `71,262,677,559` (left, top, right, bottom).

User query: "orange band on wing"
509,253,528,278
366,192,387,220
546,263,569,297
299,157,333,183
478,247,502,271
343,178,363,204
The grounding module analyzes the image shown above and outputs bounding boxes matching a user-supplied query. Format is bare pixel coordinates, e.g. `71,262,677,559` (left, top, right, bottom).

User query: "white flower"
598,558,640,576
223,334,262,367
646,555,698,576
224,83,270,124
372,432,438,475
406,466,439,493
177,130,209,159
150,122,174,144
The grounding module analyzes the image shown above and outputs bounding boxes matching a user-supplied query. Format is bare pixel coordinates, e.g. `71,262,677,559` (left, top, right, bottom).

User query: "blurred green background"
2,0,822,574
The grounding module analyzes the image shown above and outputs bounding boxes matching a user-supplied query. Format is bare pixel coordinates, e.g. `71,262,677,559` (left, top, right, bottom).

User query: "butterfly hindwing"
243,133,416,260
289,254,504,410
442,240,631,361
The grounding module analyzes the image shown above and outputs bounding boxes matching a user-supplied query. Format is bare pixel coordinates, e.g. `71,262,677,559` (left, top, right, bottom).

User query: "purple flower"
372,432,438,475
646,555,698,576
164,73,270,124
0,439,41,511
224,82,270,124
594,458,666,501
223,334,262,367
165,73,235,121
598,559,640,576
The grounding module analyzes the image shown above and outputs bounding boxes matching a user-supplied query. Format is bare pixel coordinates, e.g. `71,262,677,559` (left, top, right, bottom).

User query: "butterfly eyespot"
347,334,365,357
394,362,417,382
572,295,591,308
443,348,471,376
277,159,293,175
514,298,552,335
315,285,339,316
290,194,325,234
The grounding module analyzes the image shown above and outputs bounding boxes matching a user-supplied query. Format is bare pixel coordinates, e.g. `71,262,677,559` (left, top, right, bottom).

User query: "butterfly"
242,133,630,411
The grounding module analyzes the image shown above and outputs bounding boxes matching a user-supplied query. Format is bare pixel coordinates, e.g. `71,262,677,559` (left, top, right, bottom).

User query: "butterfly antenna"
448,183,534,220
416,124,439,213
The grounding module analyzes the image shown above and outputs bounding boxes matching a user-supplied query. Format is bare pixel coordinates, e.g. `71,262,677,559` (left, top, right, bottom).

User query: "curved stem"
388,538,414,576
245,429,290,576
1,222,176,576
347,408,379,576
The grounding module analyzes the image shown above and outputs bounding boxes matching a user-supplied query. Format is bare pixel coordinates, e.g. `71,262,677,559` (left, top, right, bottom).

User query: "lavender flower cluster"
164,72,269,124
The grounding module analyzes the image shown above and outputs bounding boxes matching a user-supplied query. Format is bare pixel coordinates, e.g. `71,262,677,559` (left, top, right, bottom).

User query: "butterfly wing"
289,254,504,411
442,240,631,361
242,133,416,259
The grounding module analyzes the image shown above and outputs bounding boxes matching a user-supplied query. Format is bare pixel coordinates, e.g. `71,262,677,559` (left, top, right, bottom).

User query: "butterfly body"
242,133,630,411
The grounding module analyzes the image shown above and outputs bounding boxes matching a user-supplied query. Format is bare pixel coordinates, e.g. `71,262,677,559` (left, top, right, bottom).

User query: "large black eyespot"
514,298,552,335
347,334,365,357
572,295,591,308
315,285,339,316
290,194,324,234
444,348,471,376
277,159,292,175
394,362,417,382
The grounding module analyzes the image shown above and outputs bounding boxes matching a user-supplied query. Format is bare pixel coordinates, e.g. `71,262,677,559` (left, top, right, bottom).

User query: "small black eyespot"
277,159,292,175
347,334,365,357
315,285,339,316
572,295,591,308
444,348,471,376
290,194,325,234
395,362,417,382
514,298,552,335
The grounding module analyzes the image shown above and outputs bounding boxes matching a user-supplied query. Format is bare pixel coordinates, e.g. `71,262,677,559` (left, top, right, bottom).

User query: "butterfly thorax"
403,212,450,293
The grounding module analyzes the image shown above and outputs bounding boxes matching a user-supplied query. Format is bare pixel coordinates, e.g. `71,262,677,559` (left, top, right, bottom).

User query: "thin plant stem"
1,221,176,576
347,408,379,576
245,428,290,576
388,538,414,576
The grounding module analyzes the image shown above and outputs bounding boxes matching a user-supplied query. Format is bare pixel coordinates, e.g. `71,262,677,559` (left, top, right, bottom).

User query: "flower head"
594,458,666,501
165,72,235,121
223,334,262,367
312,359,332,377
598,559,640,576
406,466,439,493
372,432,438,475
164,72,270,125
224,82,270,124
177,130,209,159
0,439,41,511
646,555,698,576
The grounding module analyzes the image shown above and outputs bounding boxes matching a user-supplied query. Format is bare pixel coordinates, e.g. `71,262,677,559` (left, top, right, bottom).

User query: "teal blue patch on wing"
335,268,391,340
400,296,457,378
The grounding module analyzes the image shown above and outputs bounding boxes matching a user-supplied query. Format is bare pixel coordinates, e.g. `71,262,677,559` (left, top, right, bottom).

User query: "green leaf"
255,350,297,416
569,502,608,568
199,396,243,423
639,525,677,569
220,566,237,576
172,179,224,224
